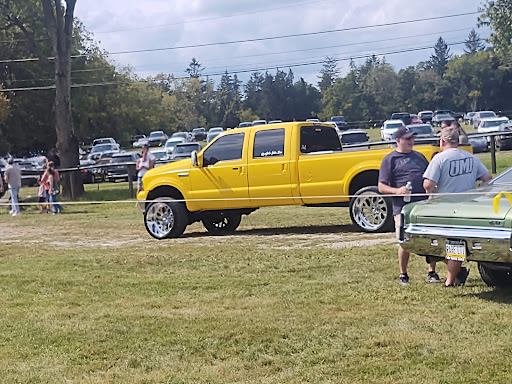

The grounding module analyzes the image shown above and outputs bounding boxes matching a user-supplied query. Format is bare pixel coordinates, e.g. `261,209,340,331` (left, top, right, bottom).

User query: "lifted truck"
137,122,445,239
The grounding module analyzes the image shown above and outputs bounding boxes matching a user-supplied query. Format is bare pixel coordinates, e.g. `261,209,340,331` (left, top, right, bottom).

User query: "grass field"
2,176,512,382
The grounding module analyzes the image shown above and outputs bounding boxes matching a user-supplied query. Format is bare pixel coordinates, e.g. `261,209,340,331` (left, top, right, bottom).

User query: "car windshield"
152,152,167,159
192,128,204,134
173,132,187,137
385,123,403,129
93,139,112,145
175,145,198,154
490,167,512,185
342,133,368,144
91,144,112,153
150,132,164,138
467,112,476,117
410,125,433,135
480,112,496,118
436,114,452,120
165,141,180,148
209,128,223,134
420,112,433,117
111,156,132,163
483,119,507,127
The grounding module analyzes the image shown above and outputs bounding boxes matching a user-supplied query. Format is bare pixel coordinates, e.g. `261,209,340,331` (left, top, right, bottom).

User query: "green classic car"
400,167,512,287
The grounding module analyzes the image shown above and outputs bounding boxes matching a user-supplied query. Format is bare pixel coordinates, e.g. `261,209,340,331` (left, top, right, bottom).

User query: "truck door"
247,127,294,207
297,125,345,204
189,132,249,210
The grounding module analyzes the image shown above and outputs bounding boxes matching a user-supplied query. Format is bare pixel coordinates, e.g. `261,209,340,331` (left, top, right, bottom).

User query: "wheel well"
349,170,379,196
147,186,185,202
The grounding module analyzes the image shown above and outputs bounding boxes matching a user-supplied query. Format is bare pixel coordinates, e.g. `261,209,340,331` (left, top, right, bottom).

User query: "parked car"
130,134,146,146
339,129,369,146
410,114,423,124
468,135,489,153
434,109,463,121
268,120,283,124
418,110,434,123
406,123,435,138
476,117,510,134
164,137,186,155
331,116,348,130
106,152,141,182
191,128,207,141
152,149,171,167
13,158,43,187
305,118,320,123
206,127,224,143
90,151,119,181
171,131,191,143
496,123,512,150
133,137,149,148
431,113,455,127
380,120,405,141
169,142,203,161
238,122,253,128
80,159,99,184
391,113,412,126
252,120,267,126
93,137,117,146
148,131,168,147
401,166,512,287
88,143,121,161
464,112,477,125
472,111,497,128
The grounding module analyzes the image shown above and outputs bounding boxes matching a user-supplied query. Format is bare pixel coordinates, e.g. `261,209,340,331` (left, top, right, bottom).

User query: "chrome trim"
177,173,189,177
405,224,512,240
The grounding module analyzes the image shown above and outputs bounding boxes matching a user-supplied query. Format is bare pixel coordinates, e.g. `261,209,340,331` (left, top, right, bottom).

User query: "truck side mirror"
191,151,202,167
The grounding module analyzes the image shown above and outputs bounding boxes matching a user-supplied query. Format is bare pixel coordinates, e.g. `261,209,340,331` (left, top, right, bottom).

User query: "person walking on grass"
423,127,492,287
4,157,22,216
378,126,440,286
45,161,63,214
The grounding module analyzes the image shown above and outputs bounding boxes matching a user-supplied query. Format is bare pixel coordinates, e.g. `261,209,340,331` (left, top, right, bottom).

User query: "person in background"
136,144,156,195
46,161,63,214
4,157,22,216
48,148,60,167
37,176,49,213
423,127,492,287
378,126,440,286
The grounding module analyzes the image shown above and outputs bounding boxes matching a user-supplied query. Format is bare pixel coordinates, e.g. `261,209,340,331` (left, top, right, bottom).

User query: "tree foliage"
429,37,452,75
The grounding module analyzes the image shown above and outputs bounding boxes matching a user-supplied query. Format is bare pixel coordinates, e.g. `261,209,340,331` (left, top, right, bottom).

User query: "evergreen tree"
318,57,340,92
464,29,485,55
185,58,204,78
429,37,452,75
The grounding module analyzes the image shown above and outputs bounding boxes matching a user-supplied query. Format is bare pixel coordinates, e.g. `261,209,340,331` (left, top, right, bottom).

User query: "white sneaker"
11,212,18,216
9,210,13,214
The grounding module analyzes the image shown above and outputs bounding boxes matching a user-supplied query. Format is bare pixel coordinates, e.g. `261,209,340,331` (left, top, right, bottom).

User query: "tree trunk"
42,0,83,199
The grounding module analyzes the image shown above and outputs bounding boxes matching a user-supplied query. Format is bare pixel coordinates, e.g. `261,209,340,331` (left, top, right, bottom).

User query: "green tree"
318,57,340,92
185,58,204,79
464,28,485,55
429,37,452,75
479,0,512,53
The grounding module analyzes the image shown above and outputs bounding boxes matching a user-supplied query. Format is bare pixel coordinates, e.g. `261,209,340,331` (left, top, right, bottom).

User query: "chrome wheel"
145,201,175,239
349,186,393,232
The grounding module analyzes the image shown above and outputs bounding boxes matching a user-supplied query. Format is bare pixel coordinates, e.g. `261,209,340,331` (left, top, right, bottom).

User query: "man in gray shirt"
4,157,22,216
423,127,492,286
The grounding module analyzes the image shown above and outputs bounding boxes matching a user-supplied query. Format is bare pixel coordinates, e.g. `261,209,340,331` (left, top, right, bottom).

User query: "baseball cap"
440,127,459,143
395,126,414,139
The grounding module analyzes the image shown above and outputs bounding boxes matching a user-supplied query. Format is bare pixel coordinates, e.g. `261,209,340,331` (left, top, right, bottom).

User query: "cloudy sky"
74,0,488,86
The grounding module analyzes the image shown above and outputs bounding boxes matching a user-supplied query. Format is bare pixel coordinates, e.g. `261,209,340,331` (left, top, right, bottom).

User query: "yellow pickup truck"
137,122,445,239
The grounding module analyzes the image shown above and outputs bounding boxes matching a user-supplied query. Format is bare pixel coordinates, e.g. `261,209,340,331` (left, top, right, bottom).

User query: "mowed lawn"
2,175,512,382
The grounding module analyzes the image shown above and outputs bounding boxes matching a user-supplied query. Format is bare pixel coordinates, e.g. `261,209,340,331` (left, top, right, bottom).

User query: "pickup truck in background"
137,122,450,239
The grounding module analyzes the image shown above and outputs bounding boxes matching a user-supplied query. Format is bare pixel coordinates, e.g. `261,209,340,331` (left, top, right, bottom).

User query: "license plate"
446,241,466,261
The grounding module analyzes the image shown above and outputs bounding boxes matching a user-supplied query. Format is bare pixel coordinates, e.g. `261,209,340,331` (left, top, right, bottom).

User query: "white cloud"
75,0,487,86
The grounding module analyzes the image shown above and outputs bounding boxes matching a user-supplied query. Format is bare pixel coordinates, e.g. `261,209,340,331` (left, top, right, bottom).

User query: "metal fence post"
490,135,497,174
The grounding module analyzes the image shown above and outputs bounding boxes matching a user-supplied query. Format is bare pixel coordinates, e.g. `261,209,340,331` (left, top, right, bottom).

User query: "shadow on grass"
465,287,512,304
182,224,364,238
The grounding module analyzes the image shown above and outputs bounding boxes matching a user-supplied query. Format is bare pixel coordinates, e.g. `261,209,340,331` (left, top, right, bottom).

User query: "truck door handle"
232,167,239,170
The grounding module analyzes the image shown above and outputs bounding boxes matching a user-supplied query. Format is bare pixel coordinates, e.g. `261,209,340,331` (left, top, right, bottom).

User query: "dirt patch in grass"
0,222,395,250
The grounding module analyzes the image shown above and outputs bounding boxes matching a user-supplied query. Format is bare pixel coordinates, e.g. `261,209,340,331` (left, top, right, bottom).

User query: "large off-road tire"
349,186,394,233
144,198,188,239
478,263,512,287
202,213,242,234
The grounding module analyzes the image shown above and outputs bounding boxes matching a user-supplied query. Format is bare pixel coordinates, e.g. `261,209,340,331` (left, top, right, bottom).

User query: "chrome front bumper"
401,223,512,263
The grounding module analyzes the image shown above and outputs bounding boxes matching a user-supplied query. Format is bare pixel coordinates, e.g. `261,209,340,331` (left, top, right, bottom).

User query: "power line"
0,40,468,92
0,11,479,64
93,0,332,34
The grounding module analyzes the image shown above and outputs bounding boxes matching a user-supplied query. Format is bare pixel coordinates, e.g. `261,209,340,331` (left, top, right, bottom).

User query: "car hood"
145,158,191,177
405,185,512,226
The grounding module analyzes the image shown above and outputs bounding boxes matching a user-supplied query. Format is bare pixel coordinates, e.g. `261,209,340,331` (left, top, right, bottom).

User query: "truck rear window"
300,126,341,153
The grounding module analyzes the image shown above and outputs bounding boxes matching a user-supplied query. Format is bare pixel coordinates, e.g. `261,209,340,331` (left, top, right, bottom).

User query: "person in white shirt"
136,144,156,195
